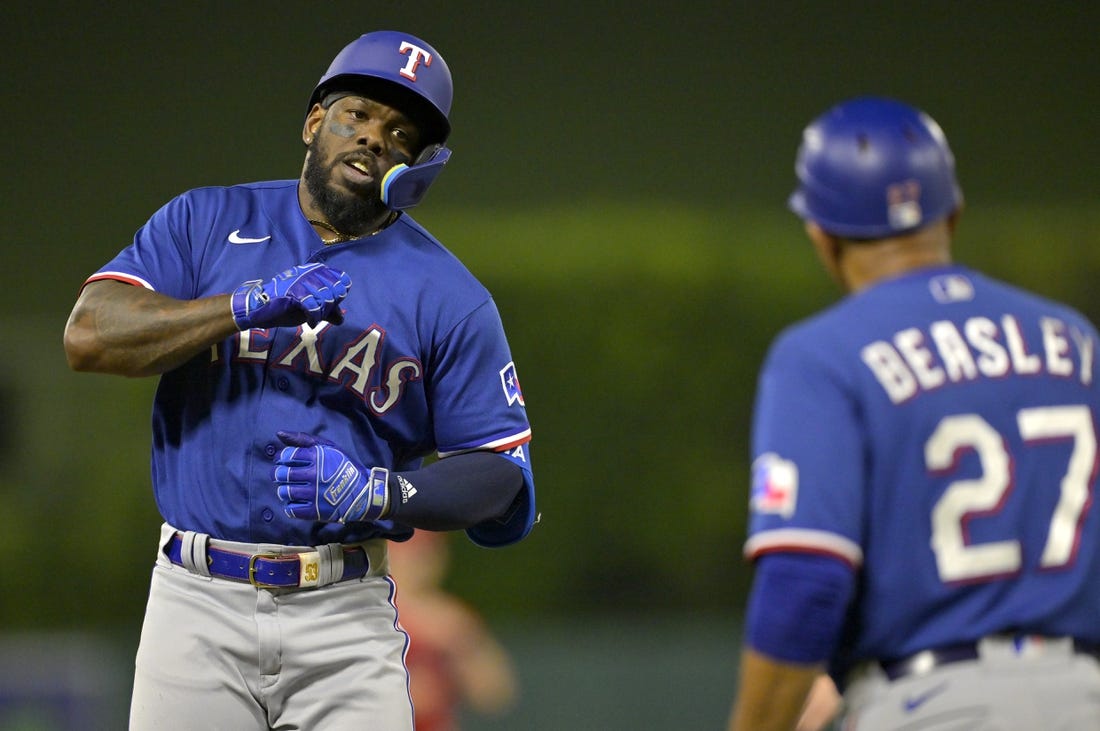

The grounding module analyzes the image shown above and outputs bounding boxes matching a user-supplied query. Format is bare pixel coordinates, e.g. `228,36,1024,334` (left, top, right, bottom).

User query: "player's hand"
272,431,390,523
231,263,351,330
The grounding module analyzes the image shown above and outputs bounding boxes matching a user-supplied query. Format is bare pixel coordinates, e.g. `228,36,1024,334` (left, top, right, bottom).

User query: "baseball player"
63,30,536,730
728,97,1100,731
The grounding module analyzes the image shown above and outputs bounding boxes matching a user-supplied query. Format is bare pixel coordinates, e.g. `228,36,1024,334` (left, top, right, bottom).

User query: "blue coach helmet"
788,97,963,239
308,31,453,144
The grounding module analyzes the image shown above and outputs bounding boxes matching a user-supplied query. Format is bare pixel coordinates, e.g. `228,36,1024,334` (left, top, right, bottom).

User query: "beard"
302,136,390,236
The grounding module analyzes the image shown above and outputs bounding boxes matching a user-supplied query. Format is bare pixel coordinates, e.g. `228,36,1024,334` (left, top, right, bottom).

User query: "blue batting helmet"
308,31,453,144
788,97,963,239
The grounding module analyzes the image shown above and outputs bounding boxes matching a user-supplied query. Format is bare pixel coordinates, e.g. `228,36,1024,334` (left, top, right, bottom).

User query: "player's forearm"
64,280,239,377
387,452,524,530
728,648,821,731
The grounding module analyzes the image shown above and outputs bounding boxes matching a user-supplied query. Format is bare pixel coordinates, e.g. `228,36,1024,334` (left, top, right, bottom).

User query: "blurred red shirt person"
391,530,519,731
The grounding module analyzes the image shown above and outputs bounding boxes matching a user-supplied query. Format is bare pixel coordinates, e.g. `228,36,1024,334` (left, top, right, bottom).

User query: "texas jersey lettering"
86,180,533,547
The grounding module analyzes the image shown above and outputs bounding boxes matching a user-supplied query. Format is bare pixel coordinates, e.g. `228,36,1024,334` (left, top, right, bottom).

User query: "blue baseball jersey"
87,180,534,546
745,264,1100,669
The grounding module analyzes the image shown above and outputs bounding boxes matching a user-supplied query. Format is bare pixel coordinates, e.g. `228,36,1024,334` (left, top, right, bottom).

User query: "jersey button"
265,444,277,457
262,508,274,522
277,377,290,391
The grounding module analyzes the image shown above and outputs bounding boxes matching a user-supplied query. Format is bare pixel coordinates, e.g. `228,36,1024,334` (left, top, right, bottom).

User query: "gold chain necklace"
308,218,351,245
308,214,396,245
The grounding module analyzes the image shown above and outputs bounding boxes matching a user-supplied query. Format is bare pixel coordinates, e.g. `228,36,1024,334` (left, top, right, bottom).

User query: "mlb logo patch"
751,453,799,519
929,273,974,303
499,362,525,406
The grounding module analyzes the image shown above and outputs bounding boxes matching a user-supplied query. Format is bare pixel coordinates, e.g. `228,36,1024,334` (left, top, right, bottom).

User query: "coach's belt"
880,636,1100,681
165,532,372,589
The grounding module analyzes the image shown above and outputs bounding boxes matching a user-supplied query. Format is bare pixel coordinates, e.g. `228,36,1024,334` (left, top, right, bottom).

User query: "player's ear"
303,104,325,146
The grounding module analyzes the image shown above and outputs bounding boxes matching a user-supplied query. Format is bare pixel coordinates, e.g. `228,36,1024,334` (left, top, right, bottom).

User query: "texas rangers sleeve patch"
750,452,799,519
499,362,525,406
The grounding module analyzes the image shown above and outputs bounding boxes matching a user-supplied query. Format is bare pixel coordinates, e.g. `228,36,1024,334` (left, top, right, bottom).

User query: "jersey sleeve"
744,332,865,567
84,193,198,297
430,298,532,455
429,297,535,547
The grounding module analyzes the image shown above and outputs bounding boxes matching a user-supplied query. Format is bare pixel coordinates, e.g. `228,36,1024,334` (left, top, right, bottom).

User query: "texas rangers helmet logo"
750,452,799,519
500,362,525,406
398,41,432,81
887,179,922,230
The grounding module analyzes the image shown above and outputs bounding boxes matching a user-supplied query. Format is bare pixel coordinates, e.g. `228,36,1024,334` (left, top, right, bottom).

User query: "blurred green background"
2,2,1097,729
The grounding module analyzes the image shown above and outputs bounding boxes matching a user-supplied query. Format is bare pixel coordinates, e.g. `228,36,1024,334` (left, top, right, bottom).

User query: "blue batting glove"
273,431,390,523
232,263,351,330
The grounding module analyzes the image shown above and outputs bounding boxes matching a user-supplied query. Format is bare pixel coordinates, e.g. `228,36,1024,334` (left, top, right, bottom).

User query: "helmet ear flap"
414,143,446,167
381,145,452,210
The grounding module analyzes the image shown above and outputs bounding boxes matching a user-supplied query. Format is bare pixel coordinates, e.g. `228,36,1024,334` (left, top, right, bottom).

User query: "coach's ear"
805,222,848,291
946,208,962,235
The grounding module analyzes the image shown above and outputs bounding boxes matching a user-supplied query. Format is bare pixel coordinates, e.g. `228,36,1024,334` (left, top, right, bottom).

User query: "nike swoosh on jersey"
903,681,949,712
228,230,272,244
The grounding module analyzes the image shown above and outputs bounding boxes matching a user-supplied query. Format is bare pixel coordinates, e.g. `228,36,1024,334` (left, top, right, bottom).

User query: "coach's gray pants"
843,636,1100,730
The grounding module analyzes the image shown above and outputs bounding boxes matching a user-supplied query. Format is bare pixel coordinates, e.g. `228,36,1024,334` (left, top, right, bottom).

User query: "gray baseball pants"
842,635,1100,730
128,524,413,730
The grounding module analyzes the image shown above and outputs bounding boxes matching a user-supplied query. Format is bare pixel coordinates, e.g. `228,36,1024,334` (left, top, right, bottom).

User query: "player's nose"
356,122,386,154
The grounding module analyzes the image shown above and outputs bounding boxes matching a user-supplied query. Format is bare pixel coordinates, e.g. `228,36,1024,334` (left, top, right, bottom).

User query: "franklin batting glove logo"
324,463,360,506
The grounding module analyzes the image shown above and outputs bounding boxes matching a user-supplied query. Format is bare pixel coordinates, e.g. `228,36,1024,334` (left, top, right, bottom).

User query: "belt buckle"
248,552,288,588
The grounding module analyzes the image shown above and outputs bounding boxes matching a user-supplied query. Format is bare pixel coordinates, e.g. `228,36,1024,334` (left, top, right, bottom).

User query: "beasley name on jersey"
861,272,1095,404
